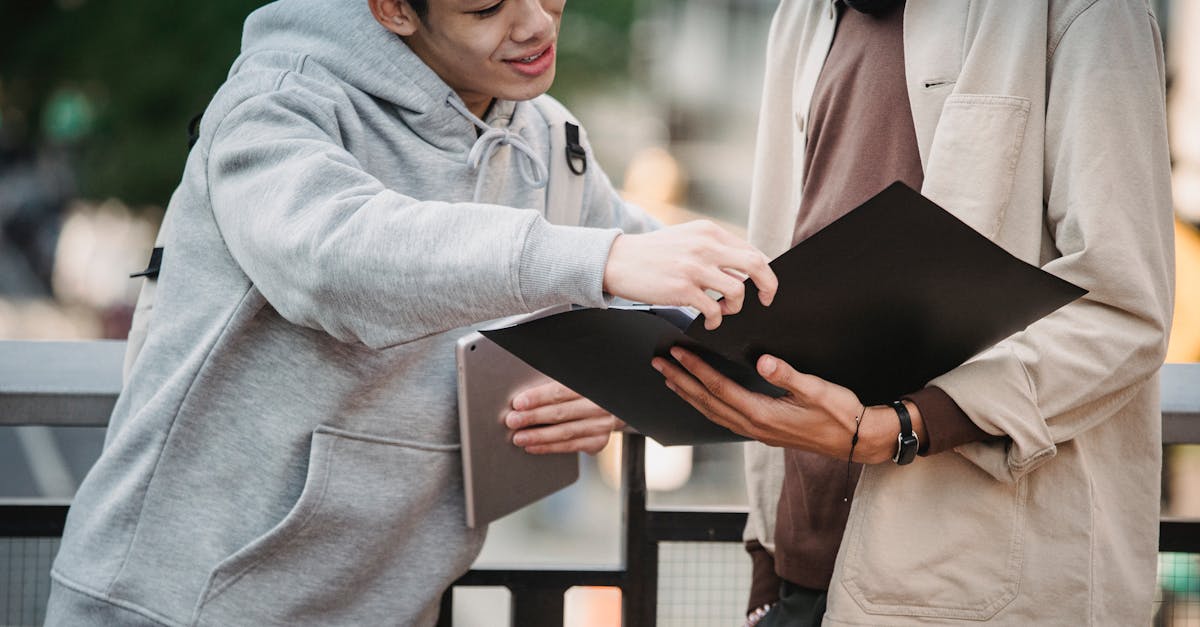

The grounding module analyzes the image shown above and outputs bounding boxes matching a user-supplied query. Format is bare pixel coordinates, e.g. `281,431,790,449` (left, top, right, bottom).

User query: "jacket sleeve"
204,84,622,349
929,1,1174,482
745,539,782,613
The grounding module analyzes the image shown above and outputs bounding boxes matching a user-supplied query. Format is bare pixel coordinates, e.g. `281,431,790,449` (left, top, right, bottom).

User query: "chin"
507,71,557,102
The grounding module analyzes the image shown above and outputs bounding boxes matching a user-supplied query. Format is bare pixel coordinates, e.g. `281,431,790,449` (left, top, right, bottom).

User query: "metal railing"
1,341,1198,626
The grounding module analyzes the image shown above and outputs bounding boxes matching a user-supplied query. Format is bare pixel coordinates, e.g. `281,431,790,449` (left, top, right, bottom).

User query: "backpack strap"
123,247,164,383
530,96,589,227
125,108,199,380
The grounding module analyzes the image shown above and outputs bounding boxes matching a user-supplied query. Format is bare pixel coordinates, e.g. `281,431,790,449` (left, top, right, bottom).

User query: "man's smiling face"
372,0,564,117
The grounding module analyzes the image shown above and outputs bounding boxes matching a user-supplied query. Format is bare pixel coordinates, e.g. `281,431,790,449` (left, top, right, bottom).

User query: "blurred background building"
1,0,1198,625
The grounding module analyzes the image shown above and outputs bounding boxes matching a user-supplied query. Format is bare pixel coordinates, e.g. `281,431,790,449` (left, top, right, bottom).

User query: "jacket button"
795,111,806,133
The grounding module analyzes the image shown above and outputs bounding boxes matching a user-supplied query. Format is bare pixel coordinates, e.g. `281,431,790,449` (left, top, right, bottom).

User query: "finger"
664,372,754,438
511,416,620,450
703,268,745,316
668,347,761,416
722,249,777,307
512,380,580,411
687,288,723,330
723,267,749,282
524,433,613,456
511,415,618,447
505,397,610,430
707,247,776,309
652,354,750,433
757,354,824,402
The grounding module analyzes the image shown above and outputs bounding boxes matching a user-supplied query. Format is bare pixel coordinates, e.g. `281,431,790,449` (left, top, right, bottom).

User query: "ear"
368,0,420,37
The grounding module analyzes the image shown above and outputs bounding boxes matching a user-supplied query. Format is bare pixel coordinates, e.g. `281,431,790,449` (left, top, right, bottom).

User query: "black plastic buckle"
130,247,163,279
565,122,587,176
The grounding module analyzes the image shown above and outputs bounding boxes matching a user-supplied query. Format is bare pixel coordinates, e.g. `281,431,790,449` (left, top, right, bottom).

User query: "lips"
504,44,555,78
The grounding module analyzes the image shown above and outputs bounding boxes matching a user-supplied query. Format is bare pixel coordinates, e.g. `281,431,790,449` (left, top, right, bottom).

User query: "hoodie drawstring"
446,97,549,203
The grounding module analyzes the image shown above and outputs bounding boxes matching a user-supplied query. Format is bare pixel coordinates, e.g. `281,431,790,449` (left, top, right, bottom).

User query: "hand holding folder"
483,183,1086,446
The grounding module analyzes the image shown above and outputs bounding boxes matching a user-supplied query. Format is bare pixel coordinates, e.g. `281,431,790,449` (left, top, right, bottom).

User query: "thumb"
757,355,820,399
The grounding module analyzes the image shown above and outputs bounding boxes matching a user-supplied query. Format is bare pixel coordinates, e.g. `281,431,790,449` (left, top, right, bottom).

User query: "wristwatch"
891,400,919,465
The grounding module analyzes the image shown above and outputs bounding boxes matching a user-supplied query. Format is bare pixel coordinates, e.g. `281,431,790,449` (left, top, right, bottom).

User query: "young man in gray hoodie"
45,1,777,625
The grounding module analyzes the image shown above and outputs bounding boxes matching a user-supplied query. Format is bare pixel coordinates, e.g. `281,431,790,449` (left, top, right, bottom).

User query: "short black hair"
407,0,427,19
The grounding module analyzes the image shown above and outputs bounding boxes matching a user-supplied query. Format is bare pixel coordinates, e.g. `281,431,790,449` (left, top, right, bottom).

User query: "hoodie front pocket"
838,454,1027,620
923,94,1030,240
190,427,483,627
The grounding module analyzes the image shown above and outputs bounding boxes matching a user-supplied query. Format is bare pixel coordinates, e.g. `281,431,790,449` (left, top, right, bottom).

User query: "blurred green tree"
550,0,637,103
0,0,636,208
0,0,268,206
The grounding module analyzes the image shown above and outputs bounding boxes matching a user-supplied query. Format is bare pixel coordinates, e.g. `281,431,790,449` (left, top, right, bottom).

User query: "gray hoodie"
47,1,655,625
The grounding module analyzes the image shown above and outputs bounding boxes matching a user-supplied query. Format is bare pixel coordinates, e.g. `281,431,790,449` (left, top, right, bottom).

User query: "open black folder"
483,182,1086,446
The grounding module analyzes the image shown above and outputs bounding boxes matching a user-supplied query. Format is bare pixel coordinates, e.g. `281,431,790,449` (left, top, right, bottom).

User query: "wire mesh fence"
1,538,58,627
1157,552,1200,626
2,537,1199,626
656,541,751,627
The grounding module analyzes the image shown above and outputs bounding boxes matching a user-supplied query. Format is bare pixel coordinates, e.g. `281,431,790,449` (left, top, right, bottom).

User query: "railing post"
511,584,567,627
622,433,657,627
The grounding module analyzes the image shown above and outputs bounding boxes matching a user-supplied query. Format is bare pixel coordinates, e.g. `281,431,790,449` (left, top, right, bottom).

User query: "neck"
463,95,496,120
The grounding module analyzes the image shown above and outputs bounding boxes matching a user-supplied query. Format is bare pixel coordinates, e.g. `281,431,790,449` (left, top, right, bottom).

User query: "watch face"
896,434,919,465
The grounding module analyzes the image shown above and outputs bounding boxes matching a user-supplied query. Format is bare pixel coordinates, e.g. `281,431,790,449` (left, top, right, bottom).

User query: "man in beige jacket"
654,0,1175,624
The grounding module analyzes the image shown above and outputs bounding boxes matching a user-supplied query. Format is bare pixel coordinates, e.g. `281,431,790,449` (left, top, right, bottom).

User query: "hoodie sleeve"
204,84,621,349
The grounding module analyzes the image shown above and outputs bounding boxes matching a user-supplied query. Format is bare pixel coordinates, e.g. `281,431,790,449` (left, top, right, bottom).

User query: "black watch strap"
891,400,919,465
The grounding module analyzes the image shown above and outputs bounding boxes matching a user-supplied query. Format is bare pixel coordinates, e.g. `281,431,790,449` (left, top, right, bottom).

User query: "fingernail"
513,434,527,446
651,359,663,372
512,395,527,410
669,347,683,360
665,380,676,392
506,411,520,427
760,356,777,375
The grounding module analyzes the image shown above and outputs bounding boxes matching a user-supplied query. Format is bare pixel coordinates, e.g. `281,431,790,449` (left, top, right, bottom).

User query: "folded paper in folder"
483,182,1086,446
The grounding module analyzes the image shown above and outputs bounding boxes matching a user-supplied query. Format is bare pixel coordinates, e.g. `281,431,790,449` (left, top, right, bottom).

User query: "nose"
510,0,558,44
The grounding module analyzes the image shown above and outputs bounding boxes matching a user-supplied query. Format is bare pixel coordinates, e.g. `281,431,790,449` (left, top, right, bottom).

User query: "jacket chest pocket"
922,94,1031,240
838,455,1028,620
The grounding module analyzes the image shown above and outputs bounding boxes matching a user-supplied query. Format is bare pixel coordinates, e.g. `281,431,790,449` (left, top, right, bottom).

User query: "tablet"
457,305,578,528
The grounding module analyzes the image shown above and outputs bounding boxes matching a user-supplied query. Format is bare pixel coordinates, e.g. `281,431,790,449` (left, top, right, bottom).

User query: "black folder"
483,183,1086,446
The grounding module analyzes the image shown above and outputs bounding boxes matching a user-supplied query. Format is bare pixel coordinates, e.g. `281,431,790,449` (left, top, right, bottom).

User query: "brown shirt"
746,1,991,608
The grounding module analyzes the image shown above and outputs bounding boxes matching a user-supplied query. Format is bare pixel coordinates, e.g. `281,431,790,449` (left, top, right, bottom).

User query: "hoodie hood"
239,0,446,113
233,0,519,153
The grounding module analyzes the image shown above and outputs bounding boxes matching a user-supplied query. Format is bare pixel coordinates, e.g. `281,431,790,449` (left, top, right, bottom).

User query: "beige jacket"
742,0,1175,624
